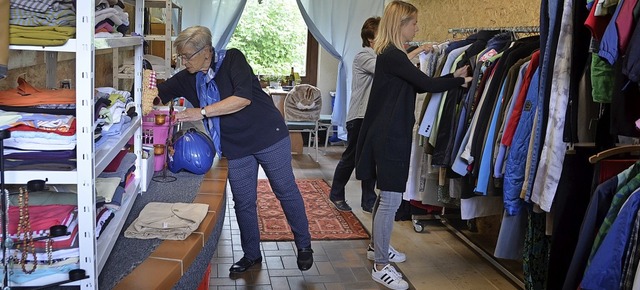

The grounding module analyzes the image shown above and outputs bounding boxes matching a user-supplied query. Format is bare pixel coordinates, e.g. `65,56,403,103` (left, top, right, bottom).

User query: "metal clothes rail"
448,26,540,37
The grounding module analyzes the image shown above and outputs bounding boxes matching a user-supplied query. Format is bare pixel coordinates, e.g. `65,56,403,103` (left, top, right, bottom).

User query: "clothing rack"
421,28,534,288
406,40,439,47
448,26,540,38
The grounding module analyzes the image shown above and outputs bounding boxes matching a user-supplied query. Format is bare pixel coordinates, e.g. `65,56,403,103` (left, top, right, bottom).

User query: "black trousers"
329,118,376,209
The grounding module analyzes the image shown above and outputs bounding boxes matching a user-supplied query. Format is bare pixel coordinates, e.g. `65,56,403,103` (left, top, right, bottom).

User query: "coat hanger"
588,144,640,164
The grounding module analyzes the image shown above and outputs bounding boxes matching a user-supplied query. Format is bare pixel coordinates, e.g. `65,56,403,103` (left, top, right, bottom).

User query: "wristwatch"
200,107,207,117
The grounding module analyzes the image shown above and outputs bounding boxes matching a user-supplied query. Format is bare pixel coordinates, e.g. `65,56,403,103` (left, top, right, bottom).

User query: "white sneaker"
367,244,407,263
372,264,409,290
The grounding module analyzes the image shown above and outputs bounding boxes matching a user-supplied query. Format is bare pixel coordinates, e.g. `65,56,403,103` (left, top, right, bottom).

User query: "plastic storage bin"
142,109,174,171
140,149,154,192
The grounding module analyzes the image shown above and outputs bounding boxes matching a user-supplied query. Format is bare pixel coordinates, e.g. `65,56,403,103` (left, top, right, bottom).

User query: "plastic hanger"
588,144,640,164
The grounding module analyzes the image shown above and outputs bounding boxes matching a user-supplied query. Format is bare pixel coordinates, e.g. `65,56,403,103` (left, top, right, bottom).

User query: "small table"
265,87,288,116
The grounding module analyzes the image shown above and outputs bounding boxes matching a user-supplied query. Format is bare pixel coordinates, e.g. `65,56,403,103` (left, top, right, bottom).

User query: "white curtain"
180,0,247,50
178,0,385,136
296,0,385,138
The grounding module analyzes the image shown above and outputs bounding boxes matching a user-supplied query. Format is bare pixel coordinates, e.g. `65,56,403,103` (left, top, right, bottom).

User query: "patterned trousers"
227,137,311,260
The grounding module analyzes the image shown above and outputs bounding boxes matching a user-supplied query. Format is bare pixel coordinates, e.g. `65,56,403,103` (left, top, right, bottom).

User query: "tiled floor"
210,145,520,290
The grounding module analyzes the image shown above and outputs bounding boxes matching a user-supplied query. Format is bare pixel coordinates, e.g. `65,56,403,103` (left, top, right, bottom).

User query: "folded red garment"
9,118,76,136
104,149,128,172
7,204,76,235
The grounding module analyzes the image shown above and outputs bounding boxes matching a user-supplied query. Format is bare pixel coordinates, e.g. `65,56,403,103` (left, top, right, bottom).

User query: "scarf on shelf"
196,49,226,156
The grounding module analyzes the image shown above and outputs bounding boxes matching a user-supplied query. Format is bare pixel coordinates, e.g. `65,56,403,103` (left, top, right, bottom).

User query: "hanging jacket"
503,68,540,216
531,0,583,211
622,18,640,82
581,189,640,290
611,64,640,138
563,0,593,144
494,60,531,179
502,51,541,146
432,33,508,167
470,37,540,177
598,0,626,64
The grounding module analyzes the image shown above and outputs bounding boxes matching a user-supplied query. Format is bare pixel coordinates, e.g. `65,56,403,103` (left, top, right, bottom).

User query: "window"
228,0,310,79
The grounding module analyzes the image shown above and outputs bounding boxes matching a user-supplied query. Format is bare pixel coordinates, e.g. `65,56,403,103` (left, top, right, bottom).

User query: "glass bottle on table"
290,67,296,87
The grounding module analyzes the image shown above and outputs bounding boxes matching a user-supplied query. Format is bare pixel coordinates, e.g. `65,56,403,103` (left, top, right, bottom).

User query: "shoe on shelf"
372,264,409,290
229,256,262,273
367,244,407,263
330,199,352,211
297,247,314,271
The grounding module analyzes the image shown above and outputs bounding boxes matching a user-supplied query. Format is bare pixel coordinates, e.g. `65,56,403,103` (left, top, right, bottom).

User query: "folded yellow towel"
9,25,75,46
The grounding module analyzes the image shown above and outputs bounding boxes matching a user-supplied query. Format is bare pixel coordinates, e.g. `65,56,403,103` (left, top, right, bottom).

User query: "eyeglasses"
179,46,207,63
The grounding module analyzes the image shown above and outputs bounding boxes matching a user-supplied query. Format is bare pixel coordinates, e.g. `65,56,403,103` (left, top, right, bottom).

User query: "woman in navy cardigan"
158,26,313,274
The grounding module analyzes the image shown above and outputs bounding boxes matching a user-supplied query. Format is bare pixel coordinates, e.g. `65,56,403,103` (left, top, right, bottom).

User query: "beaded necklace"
46,238,52,265
16,187,37,274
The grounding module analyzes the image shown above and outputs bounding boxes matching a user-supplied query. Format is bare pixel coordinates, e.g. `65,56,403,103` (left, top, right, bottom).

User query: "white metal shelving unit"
113,0,181,85
4,0,144,288
145,0,182,80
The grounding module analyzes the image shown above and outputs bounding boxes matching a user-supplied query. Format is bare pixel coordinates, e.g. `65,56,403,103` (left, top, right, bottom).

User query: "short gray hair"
174,26,212,53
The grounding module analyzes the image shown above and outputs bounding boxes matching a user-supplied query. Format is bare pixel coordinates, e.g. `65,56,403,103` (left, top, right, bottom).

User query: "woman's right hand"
420,43,434,54
454,65,470,78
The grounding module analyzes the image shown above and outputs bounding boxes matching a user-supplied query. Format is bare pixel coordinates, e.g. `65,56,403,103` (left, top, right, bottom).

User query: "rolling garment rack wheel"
412,219,424,233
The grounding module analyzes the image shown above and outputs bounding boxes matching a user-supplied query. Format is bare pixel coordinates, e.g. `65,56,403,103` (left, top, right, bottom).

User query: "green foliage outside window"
227,0,307,77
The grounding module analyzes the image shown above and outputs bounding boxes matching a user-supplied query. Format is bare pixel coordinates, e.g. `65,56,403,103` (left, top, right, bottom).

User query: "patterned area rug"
257,179,370,241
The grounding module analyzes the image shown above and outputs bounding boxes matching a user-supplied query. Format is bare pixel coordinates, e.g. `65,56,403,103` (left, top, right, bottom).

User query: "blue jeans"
373,190,403,264
227,137,311,260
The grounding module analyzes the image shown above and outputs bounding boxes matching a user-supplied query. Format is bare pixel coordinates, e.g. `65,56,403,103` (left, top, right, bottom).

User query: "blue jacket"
599,0,626,64
502,68,540,216
581,188,640,289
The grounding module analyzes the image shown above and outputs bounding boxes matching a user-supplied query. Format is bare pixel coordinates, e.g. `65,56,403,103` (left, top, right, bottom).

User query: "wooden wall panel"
0,53,114,90
405,0,541,42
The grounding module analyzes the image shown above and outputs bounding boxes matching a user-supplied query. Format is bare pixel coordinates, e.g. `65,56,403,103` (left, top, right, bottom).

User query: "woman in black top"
355,2,471,289
157,26,313,273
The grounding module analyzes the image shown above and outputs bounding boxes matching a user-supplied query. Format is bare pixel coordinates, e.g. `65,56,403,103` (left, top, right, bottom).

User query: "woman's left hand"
175,108,205,122
461,76,473,88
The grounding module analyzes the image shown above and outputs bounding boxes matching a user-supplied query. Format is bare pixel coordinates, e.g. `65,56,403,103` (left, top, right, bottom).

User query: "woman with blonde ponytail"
355,1,472,289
